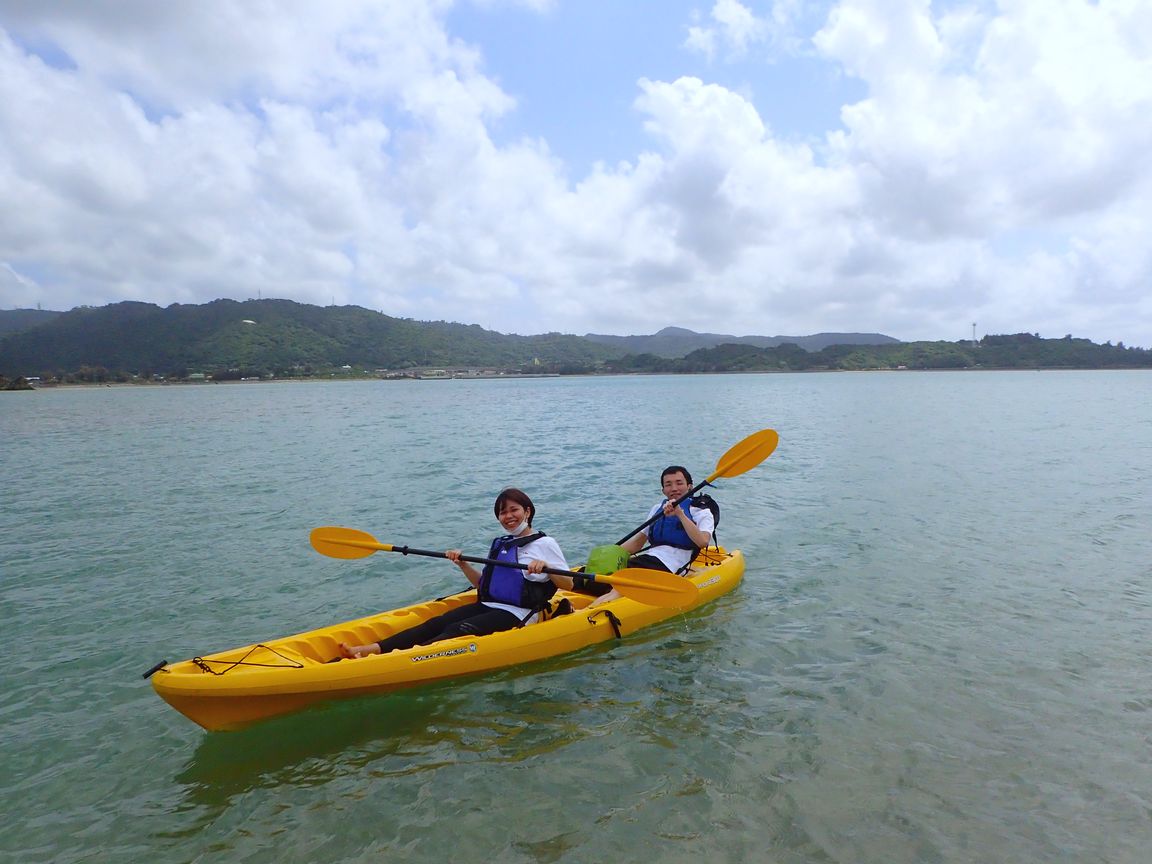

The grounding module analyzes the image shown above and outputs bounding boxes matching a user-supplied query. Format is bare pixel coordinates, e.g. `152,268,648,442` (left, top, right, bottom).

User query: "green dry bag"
585,544,629,575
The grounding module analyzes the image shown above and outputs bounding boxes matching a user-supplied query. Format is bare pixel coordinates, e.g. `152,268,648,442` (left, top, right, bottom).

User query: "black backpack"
691,493,720,548
667,494,721,575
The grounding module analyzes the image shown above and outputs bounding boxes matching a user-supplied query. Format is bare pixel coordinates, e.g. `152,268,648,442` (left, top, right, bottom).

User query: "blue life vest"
479,533,557,610
647,499,699,550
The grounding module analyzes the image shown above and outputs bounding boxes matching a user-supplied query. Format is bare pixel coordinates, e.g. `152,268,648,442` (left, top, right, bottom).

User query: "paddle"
614,427,779,546
310,526,698,608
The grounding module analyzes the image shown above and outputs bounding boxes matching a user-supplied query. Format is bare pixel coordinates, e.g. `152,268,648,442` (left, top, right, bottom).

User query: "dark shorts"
626,553,672,573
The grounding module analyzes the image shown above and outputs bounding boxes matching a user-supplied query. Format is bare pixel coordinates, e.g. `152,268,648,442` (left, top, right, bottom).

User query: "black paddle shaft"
390,544,604,582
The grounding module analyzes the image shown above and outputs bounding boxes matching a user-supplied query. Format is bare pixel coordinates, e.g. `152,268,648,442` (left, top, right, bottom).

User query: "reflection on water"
173,632,656,804
178,691,447,798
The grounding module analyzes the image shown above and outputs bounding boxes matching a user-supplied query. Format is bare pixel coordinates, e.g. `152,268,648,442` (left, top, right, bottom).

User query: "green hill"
2,300,1144,381
583,325,899,357
0,299,622,379
605,333,1151,373
0,309,62,337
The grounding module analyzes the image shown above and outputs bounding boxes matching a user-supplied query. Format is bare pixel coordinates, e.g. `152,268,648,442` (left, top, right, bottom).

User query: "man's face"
661,471,690,502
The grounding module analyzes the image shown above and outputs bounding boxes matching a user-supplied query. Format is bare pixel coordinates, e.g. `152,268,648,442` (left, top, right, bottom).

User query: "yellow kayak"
150,548,744,731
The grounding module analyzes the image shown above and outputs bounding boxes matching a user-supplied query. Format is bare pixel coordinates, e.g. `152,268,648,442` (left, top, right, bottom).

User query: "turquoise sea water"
2,372,1151,863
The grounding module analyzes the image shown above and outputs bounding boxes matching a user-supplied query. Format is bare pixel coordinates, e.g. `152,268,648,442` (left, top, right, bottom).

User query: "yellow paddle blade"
707,428,779,482
601,567,700,608
310,526,392,559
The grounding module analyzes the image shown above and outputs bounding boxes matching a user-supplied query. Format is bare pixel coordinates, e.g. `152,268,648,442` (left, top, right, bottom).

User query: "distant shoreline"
13,365,1151,391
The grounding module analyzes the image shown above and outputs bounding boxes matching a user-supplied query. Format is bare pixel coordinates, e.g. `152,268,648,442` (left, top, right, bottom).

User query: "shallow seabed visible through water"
2,371,1151,863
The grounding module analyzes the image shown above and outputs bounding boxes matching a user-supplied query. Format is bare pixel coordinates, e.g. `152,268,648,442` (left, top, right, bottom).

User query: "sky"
1,0,1150,346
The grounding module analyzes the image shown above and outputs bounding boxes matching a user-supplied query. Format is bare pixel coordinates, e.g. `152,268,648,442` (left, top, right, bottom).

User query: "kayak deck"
151,548,744,731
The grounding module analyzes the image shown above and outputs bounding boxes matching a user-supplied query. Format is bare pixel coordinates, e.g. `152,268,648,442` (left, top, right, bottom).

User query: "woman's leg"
425,606,520,642
340,603,522,658
375,603,490,653
340,604,488,658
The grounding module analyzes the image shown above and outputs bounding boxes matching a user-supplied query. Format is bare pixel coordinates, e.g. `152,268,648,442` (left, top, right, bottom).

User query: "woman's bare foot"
339,642,381,659
587,588,621,608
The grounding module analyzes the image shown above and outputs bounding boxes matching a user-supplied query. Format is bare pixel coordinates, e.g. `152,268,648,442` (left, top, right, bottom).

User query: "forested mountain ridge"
0,308,61,336
605,332,1151,373
583,325,900,357
1,301,1145,381
0,299,621,378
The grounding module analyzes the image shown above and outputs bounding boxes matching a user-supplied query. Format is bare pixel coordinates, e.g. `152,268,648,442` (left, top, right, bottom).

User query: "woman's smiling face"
497,499,530,533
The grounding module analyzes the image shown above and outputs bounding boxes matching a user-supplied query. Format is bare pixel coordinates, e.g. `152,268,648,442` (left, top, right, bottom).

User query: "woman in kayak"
339,488,571,658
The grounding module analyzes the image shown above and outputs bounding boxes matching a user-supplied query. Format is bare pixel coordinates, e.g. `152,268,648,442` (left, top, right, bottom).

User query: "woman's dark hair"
661,465,693,485
494,487,535,525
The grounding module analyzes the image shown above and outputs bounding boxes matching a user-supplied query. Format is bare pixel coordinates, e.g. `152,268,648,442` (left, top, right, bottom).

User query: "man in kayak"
339,488,571,658
587,465,714,607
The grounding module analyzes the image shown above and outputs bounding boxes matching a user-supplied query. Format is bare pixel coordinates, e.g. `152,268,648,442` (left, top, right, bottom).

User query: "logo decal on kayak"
411,643,478,663
697,575,721,589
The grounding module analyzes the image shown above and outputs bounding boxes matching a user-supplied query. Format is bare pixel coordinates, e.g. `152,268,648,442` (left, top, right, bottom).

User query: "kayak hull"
151,548,744,731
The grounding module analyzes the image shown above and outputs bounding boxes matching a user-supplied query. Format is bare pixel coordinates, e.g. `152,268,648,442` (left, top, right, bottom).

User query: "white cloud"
1,261,38,295
684,1,807,61
1,0,1151,346
0,1,468,111
467,0,556,11
685,26,719,63
810,0,1152,341
714,0,768,54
